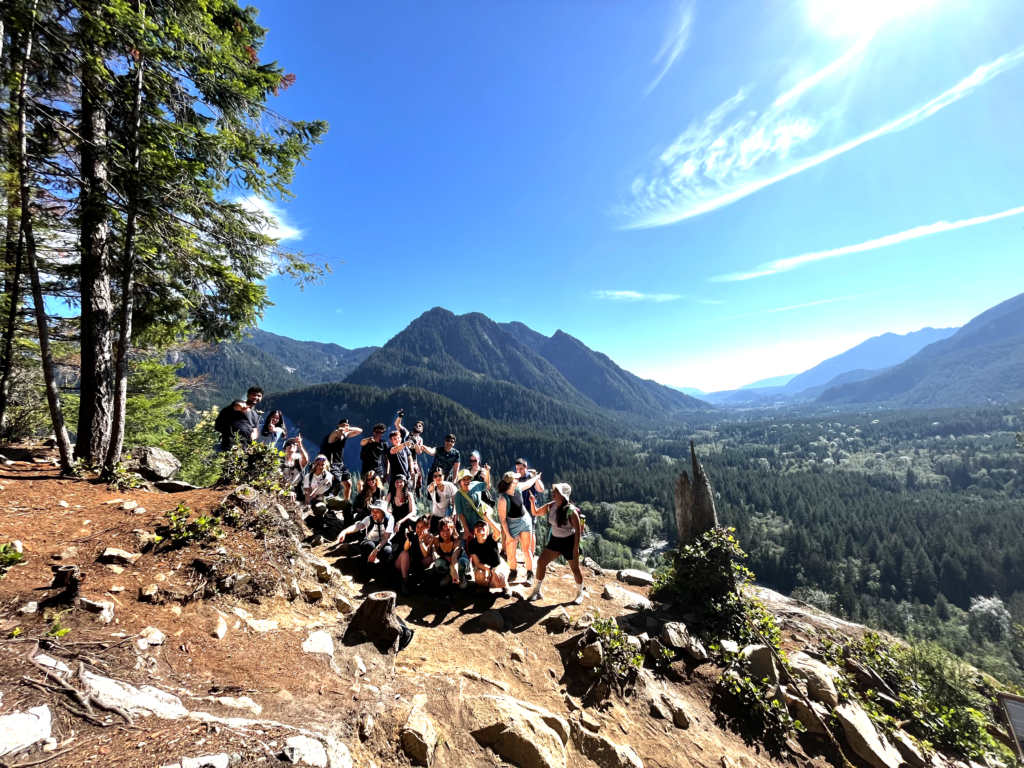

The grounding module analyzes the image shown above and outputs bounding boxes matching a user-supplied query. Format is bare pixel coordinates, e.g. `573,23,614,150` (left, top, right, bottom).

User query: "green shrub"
718,654,803,749
583,612,644,694
164,503,223,545
220,442,283,493
0,543,25,578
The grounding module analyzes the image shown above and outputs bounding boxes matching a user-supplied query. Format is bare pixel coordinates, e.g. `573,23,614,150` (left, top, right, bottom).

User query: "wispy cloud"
700,287,904,324
238,195,303,242
713,204,1024,282
593,290,683,302
624,45,1024,228
644,2,694,96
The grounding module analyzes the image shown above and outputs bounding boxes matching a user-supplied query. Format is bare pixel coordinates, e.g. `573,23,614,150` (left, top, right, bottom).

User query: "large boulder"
155,479,197,493
617,569,654,587
789,651,839,708
129,446,181,481
834,702,902,768
463,695,567,768
570,719,643,768
400,707,437,766
740,645,778,686
602,583,652,612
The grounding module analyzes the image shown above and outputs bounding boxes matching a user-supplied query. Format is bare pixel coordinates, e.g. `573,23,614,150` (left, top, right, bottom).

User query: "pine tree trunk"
104,6,144,473
0,194,24,434
15,2,72,470
75,11,114,464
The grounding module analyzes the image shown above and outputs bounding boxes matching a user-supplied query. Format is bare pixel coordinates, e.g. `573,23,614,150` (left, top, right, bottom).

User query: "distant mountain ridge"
820,292,1024,406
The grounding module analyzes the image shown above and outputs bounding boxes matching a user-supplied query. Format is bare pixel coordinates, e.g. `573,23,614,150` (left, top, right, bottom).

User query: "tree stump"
343,591,407,653
675,441,720,548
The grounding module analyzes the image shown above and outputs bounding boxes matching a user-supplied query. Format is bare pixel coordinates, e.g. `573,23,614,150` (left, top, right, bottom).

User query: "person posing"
454,470,492,542
394,516,434,596
527,483,585,605
351,470,386,524
466,451,490,485
303,455,333,515
244,386,265,441
467,519,509,593
387,474,417,527
496,470,542,586
336,500,395,567
282,438,309,497
432,517,469,589
259,410,287,449
394,409,426,493
320,419,363,501
214,399,253,451
425,469,458,534
386,430,415,494
359,423,389,484
422,434,460,483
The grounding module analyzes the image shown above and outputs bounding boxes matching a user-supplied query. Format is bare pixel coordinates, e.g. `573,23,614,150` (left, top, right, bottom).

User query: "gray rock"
579,641,604,668
0,704,51,758
574,612,595,630
740,645,778,685
400,707,437,766
139,584,160,602
334,595,354,614
660,622,690,649
155,480,198,493
617,569,655,587
301,630,334,656
571,720,643,768
282,736,329,767
660,695,691,729
602,583,652,611
181,756,229,768
625,635,642,652
133,530,158,549
11,540,23,554
835,701,902,768
541,607,571,633
302,585,324,603
19,602,38,615
580,712,601,732
463,695,567,768
720,639,739,654
77,597,114,624
481,610,505,632
789,651,839,708
55,546,78,561
100,547,142,565
646,636,668,661
892,731,926,768
130,446,181,481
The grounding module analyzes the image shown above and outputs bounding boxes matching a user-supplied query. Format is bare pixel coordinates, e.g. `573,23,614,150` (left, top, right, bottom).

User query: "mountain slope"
783,326,957,393
820,292,1024,406
243,328,378,384
498,322,710,416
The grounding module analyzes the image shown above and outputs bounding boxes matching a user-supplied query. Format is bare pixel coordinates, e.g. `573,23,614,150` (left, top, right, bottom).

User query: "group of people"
214,394,586,604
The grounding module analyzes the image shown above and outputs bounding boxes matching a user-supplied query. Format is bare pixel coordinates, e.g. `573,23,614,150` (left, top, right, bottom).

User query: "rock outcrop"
463,695,568,768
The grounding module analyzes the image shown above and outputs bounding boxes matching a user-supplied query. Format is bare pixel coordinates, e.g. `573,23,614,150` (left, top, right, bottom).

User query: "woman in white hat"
526,483,585,605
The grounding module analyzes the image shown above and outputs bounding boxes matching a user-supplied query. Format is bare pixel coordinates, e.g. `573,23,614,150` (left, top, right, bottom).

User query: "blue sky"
252,0,1024,392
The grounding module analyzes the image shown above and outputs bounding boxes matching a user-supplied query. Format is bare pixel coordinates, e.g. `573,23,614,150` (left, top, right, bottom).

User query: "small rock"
601,583,652,611
481,610,504,632
542,607,571,633
212,615,228,640
789,651,840,708
155,480,197,493
511,648,526,662
302,630,334,656
892,731,926,768
110,586,125,593
574,612,595,630
835,701,902,768
54,546,78,561
352,656,366,676
57,501,69,508
617,569,655,587
301,585,324,603
400,707,438,766
134,530,158,548
661,695,690,729
312,562,333,583
180,755,230,768
571,720,643,768
139,584,160,602
661,622,690,649
0,705,52,759
580,711,601,732
11,540,23,554
564,694,581,712
100,547,141,566
282,735,328,767
20,601,38,615
720,639,739,655
140,627,166,646
626,636,642,652
359,713,375,741
246,619,279,633
579,641,604,667
121,501,139,511
78,597,114,623
106,564,125,574
333,595,354,614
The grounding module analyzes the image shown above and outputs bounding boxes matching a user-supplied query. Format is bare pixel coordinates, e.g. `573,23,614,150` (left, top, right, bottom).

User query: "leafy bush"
220,442,283,493
0,543,25,578
104,461,141,491
164,503,223,545
718,654,803,750
583,613,643,694
172,408,222,487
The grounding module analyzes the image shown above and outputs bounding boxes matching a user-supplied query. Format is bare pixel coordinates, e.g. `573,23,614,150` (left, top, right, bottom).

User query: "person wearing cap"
496,470,543,586
454,469,492,541
351,470,386,525
320,419,362,502
426,468,459,534
466,451,490,485
527,483,585,605
394,515,434,596
467,518,509,593
303,454,334,516
336,500,395,565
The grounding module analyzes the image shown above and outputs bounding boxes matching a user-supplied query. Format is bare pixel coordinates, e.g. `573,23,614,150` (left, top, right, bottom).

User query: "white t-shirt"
359,514,395,543
428,481,458,518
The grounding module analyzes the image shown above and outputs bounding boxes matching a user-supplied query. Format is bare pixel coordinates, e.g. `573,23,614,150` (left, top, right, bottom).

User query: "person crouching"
336,500,395,568
467,519,509,595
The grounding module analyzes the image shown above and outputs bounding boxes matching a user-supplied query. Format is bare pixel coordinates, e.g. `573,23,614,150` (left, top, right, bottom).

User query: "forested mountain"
820,292,1024,406
498,323,709,417
783,326,957,393
172,330,376,411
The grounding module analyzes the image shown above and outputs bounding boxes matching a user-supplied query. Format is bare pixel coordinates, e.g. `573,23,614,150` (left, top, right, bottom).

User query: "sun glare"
807,0,933,37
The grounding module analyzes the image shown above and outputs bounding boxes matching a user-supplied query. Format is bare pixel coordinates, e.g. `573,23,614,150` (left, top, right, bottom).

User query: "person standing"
244,387,265,442
282,438,308,496
422,434,461,483
386,430,415,494
359,423,389,482
426,469,458,534
497,470,542,586
394,409,426,493
527,483,585,605
214,399,254,451
259,410,287,449
320,419,362,501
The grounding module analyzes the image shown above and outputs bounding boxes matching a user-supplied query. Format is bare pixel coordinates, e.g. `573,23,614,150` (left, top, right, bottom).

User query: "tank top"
392,494,412,519
548,503,576,538
503,490,525,519
437,537,457,557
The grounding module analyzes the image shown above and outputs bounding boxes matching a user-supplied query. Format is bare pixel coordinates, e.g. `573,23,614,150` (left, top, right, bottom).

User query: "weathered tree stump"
343,591,409,653
675,441,720,548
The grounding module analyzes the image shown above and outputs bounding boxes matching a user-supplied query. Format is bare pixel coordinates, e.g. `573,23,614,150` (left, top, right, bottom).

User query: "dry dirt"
0,445,851,768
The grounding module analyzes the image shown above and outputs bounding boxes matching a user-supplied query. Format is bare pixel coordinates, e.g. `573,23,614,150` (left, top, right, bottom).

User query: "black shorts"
330,464,351,482
545,533,577,561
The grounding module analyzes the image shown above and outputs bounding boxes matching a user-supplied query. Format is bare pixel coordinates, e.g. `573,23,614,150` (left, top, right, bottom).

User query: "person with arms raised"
282,437,308,498
426,468,458,534
497,470,543,586
466,451,490,485
359,423,389,486
421,433,461,483
527,483,585,605
394,409,426,493
321,418,362,502
214,399,253,451
386,429,415,494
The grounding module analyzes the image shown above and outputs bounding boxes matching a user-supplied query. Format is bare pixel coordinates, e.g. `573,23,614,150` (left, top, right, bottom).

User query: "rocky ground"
0,444,970,768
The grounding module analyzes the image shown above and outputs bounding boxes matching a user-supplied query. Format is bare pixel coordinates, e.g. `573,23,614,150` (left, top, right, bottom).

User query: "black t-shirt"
388,444,412,479
360,439,388,474
320,433,347,466
467,535,501,568
216,405,257,448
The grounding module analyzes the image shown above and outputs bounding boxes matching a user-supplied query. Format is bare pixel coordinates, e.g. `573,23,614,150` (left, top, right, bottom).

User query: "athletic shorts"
545,533,577,561
330,463,351,483
506,514,531,538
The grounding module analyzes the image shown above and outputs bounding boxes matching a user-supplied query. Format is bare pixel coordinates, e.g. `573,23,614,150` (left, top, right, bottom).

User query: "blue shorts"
506,514,532,538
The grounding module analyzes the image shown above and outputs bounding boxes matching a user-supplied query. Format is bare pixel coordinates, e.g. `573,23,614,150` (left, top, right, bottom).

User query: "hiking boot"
458,577,468,590
524,570,534,586
508,569,519,583
401,579,411,596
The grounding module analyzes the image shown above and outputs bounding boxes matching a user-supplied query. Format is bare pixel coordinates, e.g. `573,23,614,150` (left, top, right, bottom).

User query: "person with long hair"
351,470,386,525
432,517,469,589
526,483,585,605
467,519,509,594
394,515,434,596
303,455,333,516
466,451,490,485
282,438,308,497
387,473,417,523
496,470,542,586
259,410,287,449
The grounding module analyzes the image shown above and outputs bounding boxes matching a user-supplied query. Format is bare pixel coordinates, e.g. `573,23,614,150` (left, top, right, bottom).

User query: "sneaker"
527,587,544,603
524,570,534,586
508,569,519,583
573,586,585,605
